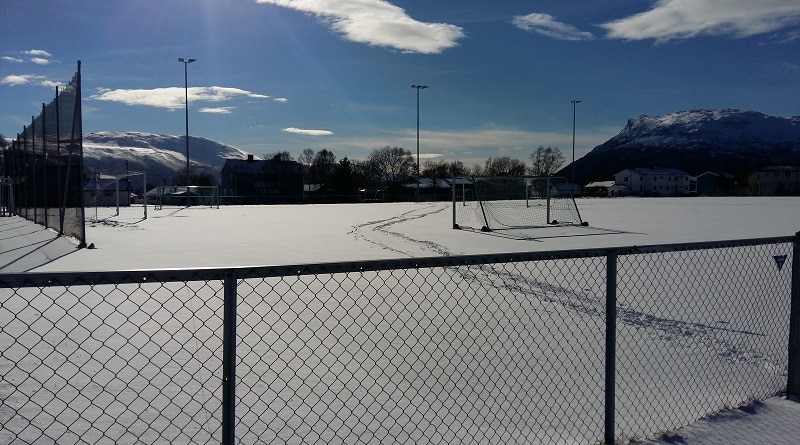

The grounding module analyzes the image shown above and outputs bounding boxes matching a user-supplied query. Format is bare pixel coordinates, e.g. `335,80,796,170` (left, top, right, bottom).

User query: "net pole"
55,86,63,235
143,171,148,219
41,103,48,229
546,176,551,224
525,178,530,208
451,176,456,228
115,175,120,216
474,176,491,232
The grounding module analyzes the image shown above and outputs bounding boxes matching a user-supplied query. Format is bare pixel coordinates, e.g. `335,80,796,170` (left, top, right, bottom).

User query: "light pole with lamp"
412,84,428,201
179,57,196,185
571,99,581,192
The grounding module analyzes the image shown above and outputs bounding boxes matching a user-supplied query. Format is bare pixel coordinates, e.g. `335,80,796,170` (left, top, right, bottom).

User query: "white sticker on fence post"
774,255,787,271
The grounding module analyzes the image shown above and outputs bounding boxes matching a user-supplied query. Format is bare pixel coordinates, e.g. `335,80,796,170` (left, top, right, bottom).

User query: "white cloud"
273,97,288,103
1,74,55,87
256,0,464,54
2,56,25,63
24,49,52,58
601,0,800,42
200,107,236,114
283,127,334,136
30,57,50,65
512,13,594,41
90,86,270,110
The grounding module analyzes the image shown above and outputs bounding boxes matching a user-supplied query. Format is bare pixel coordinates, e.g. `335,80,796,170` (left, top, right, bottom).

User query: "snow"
2,196,799,444
4,196,798,273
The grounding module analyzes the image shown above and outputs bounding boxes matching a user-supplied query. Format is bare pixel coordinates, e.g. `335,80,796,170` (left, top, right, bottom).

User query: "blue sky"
2,0,799,165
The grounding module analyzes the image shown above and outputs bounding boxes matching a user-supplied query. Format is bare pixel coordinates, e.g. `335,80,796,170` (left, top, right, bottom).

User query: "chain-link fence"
1,235,797,444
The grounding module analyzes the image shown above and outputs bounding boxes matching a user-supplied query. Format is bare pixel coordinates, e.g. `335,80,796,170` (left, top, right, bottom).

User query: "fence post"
222,270,238,445
605,252,618,444
788,232,800,397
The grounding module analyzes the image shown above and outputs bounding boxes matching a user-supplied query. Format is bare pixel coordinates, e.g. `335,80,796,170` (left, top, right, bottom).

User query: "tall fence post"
222,270,238,445
788,232,800,397
605,252,618,444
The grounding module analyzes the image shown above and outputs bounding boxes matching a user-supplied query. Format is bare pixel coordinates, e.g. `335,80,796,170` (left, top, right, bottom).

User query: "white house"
613,168,691,197
84,174,133,206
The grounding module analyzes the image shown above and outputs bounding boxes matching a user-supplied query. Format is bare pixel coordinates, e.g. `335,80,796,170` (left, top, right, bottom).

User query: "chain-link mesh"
615,243,792,442
0,274,224,444
0,236,796,444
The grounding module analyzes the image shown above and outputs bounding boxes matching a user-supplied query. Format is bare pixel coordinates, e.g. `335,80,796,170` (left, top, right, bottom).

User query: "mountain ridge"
82,131,250,184
564,109,800,184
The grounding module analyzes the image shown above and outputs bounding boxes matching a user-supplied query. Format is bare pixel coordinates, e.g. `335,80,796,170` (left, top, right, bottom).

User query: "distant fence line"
1,235,798,444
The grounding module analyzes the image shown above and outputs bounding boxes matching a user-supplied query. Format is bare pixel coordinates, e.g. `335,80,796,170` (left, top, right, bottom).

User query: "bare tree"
310,149,336,186
422,159,468,179
366,146,414,185
529,146,565,177
265,151,293,162
297,148,314,169
483,156,526,176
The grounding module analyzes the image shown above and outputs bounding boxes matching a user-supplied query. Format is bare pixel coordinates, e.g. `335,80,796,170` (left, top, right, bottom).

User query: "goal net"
151,185,220,209
87,171,148,223
453,176,585,231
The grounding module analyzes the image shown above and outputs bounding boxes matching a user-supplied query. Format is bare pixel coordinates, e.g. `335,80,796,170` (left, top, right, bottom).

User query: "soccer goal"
452,176,586,231
87,171,148,223
151,185,220,209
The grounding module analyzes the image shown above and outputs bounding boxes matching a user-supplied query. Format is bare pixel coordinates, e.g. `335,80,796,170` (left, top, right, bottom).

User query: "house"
584,181,615,197
613,168,691,197
84,174,133,206
748,166,800,196
695,171,736,196
220,155,303,204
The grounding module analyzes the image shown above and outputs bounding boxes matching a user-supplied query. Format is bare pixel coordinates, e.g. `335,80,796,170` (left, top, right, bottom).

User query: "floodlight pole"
412,85,428,202
571,99,581,191
179,57,196,185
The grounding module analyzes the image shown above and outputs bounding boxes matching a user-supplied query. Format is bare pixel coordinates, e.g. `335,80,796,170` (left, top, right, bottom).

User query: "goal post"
452,175,586,231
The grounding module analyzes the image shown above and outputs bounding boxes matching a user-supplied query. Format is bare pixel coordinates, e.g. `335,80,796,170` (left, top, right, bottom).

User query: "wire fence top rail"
1,234,794,288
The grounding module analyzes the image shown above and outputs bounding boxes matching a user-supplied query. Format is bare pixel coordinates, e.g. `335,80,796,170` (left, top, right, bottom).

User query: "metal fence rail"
1,235,798,444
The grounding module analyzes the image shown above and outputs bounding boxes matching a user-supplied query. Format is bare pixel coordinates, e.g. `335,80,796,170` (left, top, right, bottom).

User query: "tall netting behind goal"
453,176,585,231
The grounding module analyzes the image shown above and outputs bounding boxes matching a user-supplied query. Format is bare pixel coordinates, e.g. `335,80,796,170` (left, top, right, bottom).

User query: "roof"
222,158,301,174
586,181,615,188
617,167,691,176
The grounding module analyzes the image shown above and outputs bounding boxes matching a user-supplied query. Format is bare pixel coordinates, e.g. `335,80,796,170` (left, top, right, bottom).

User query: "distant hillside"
562,109,800,184
82,131,250,185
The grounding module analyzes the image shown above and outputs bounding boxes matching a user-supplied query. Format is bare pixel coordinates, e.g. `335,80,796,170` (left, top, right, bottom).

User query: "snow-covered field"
1,197,799,444
6,196,799,273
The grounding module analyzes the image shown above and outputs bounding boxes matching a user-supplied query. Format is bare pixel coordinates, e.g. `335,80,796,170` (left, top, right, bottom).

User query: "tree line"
265,145,566,191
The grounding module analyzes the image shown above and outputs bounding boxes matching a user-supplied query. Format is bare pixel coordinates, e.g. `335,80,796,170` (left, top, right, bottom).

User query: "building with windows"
613,168,691,197
748,166,800,196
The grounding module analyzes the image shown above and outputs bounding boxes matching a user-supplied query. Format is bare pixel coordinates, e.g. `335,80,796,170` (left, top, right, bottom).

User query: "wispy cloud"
283,127,334,136
200,107,236,114
256,0,464,54
2,49,54,65
512,13,594,41
24,50,52,58
601,0,800,42
1,74,58,87
90,86,270,110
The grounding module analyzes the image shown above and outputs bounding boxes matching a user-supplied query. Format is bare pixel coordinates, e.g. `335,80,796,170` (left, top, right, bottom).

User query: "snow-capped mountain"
82,131,250,184
565,109,800,184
